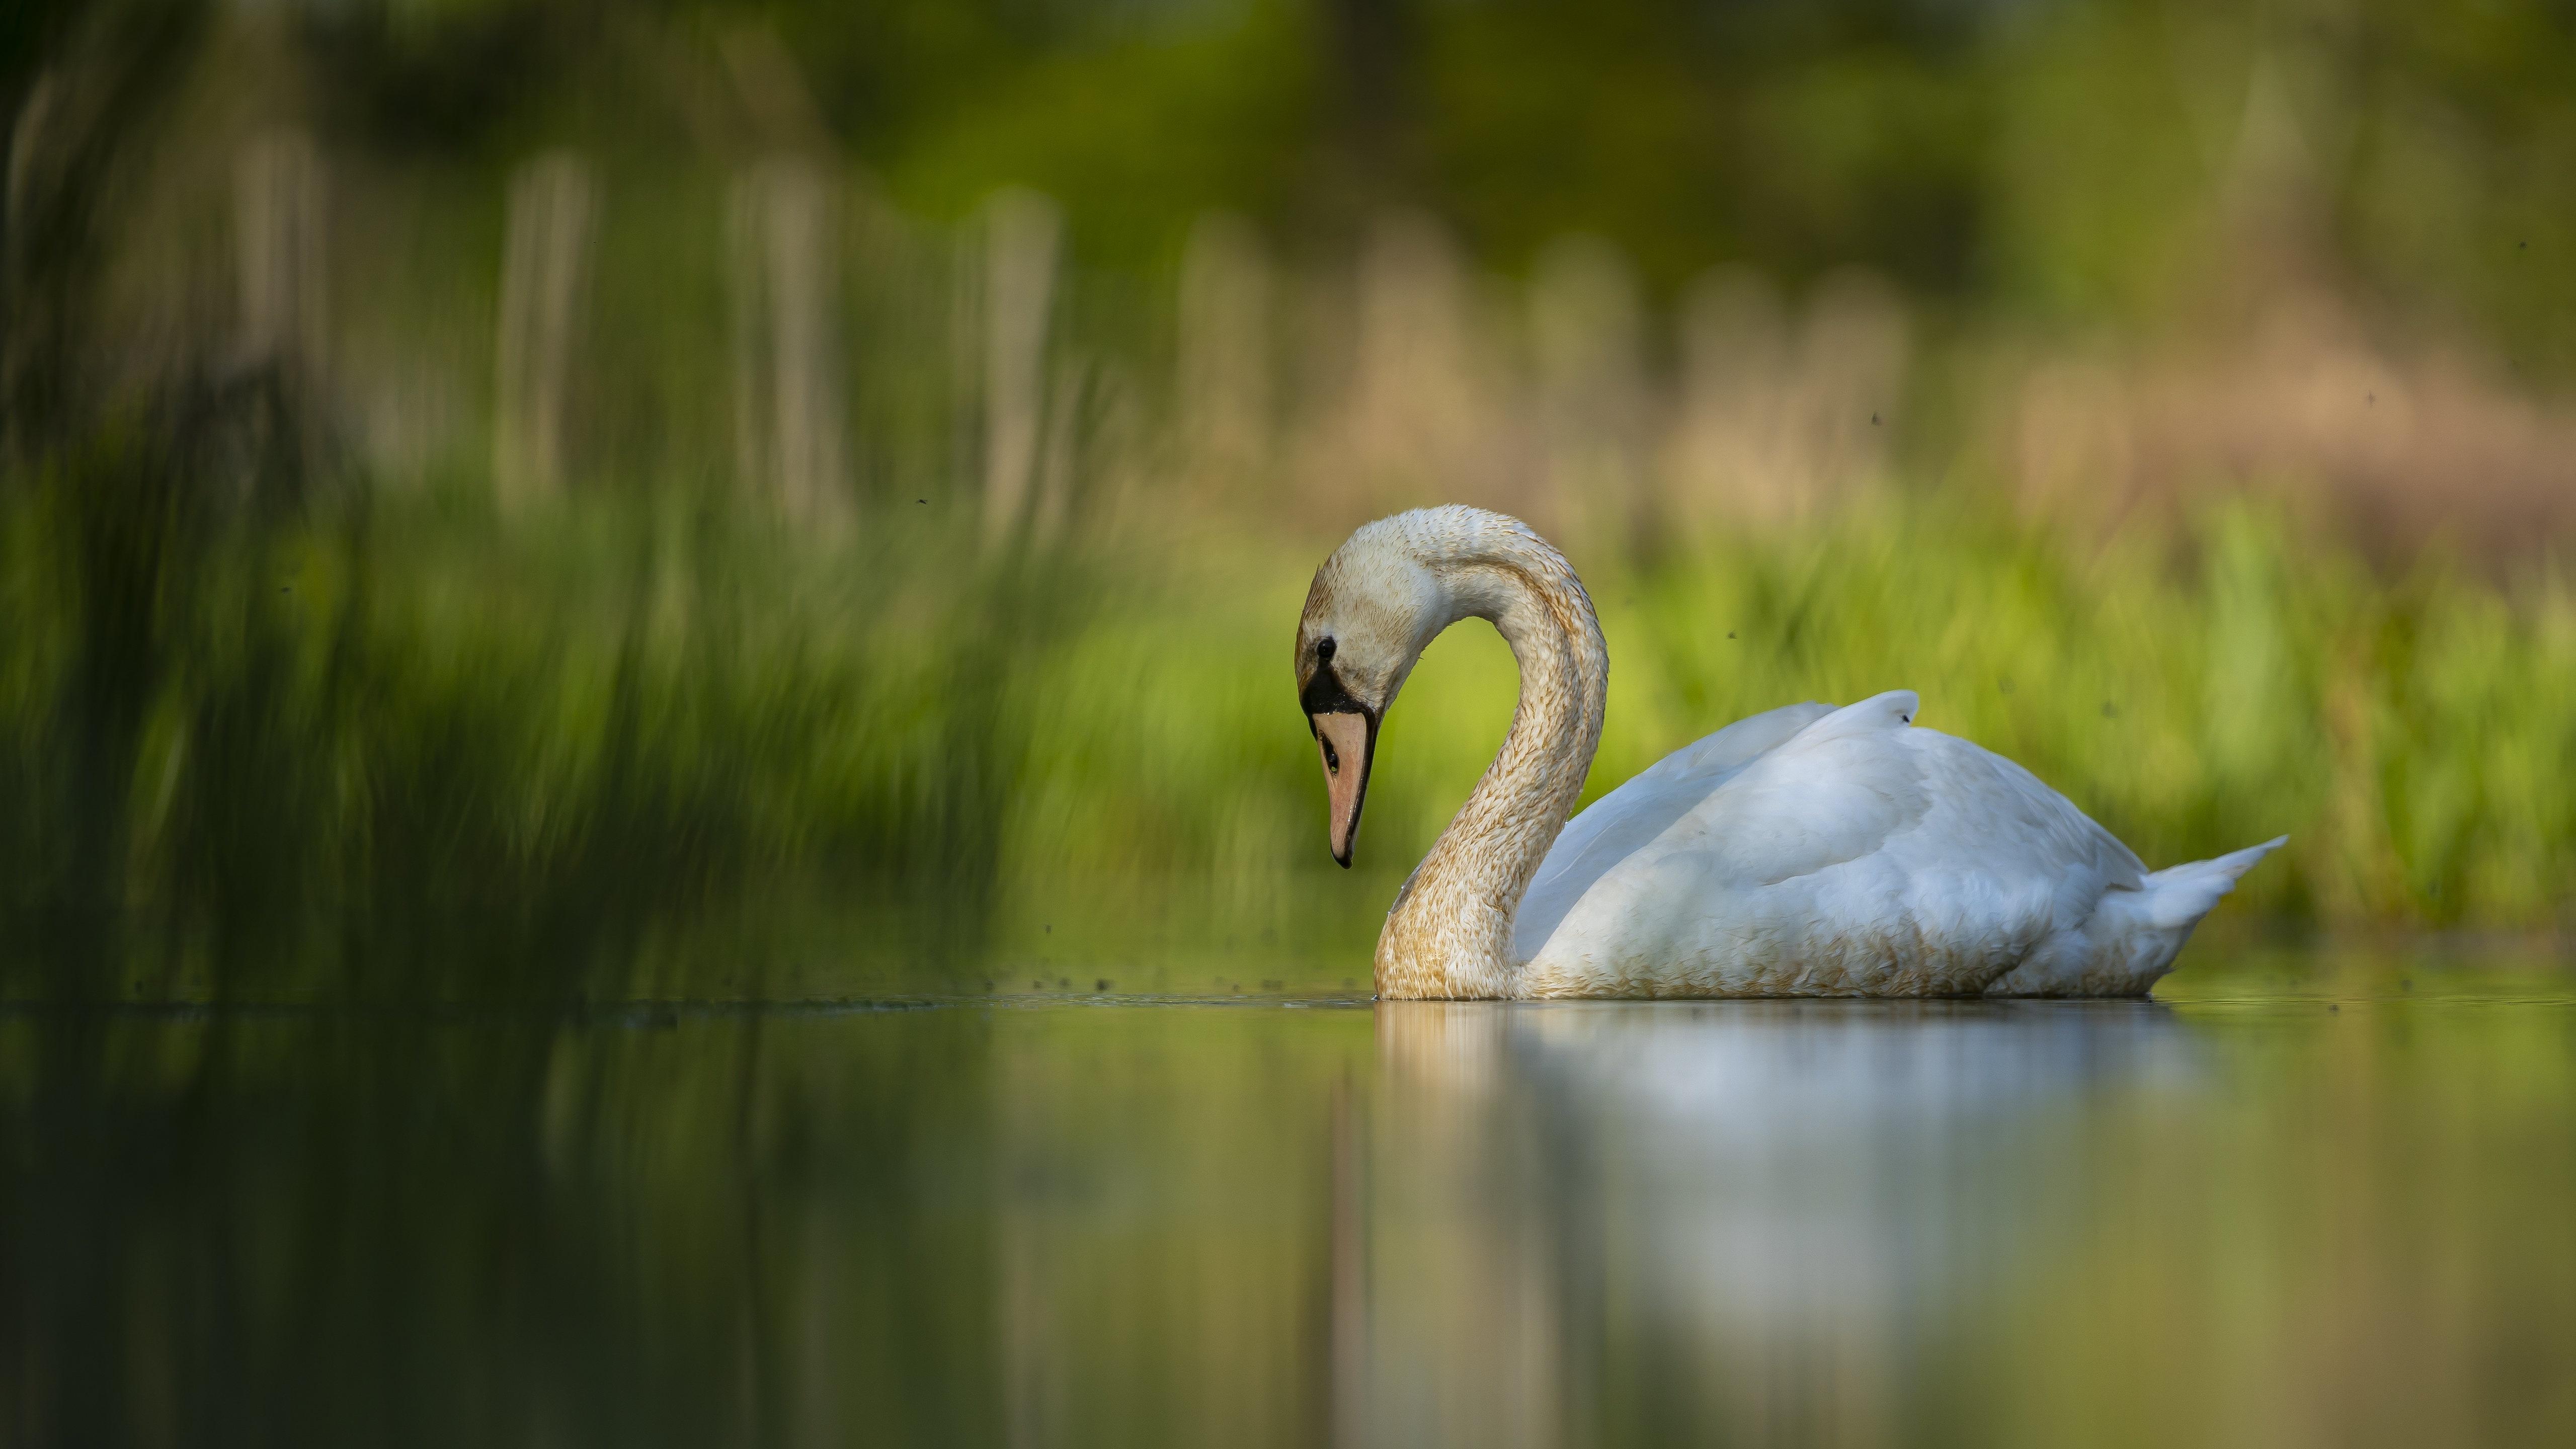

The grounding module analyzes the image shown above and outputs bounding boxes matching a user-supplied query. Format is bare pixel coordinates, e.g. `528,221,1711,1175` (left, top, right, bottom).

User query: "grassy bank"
4,435,2569,1002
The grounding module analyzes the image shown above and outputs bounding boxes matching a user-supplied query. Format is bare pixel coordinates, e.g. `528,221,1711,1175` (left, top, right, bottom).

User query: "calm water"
7,960,2573,1448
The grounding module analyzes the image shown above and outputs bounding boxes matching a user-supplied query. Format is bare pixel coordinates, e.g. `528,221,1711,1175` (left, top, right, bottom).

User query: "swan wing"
1524,691,2150,993
1514,700,1835,957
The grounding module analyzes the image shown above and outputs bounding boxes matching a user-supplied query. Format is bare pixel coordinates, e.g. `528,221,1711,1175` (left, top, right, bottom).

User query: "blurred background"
3,0,2573,1001
7,8,2576,1448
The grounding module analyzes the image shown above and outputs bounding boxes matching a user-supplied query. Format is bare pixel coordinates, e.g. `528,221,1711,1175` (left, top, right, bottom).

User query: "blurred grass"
4,0,2573,1002
4,432,2569,1002
4,8,2571,1448
0,420,1072,1000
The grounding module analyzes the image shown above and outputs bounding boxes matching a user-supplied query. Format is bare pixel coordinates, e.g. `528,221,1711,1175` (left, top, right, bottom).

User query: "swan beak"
1310,711,1375,868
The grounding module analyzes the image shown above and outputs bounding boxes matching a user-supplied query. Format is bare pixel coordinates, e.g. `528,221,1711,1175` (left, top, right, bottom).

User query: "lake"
7,956,2572,1447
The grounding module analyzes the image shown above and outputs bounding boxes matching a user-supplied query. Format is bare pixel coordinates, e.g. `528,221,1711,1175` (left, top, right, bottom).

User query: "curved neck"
1376,538,1606,999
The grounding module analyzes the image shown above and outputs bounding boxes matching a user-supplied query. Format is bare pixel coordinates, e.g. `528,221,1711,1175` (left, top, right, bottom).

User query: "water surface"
8,960,2573,1447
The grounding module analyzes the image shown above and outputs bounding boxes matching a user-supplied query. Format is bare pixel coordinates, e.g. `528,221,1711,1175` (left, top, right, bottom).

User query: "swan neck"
1375,545,1605,1000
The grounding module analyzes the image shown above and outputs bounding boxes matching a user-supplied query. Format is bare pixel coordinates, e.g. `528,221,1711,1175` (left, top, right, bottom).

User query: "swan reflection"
1362,1000,2194,1443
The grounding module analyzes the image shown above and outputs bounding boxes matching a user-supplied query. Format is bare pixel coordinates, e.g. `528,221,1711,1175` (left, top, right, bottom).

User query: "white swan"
1295,505,2284,1000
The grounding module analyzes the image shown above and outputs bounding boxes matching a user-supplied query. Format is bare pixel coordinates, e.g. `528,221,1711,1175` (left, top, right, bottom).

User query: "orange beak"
1310,711,1375,867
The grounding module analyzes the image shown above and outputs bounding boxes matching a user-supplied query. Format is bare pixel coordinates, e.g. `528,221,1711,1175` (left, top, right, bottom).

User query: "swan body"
1294,505,2283,1000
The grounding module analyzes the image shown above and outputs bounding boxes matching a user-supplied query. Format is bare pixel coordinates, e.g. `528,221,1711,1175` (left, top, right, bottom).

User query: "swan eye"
1316,637,1336,664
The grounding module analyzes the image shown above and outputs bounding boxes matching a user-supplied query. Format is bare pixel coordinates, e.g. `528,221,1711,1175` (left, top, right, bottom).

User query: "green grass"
5,431,2569,1002
1004,491,2575,986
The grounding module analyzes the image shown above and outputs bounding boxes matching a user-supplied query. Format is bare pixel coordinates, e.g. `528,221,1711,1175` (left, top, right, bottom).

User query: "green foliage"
5,0,2573,1002
7,440,2568,1002
265,0,2576,351
0,439,1075,1001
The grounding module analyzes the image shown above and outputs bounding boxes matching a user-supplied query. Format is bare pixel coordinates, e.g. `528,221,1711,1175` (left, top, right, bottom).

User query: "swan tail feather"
2135,835,2289,931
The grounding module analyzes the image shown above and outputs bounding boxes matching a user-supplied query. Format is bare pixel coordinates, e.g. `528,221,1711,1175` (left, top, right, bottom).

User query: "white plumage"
1517,692,2282,997
1295,505,2284,1000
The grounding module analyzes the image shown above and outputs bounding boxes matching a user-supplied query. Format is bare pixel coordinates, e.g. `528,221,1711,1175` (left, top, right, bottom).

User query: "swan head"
1295,515,1452,867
